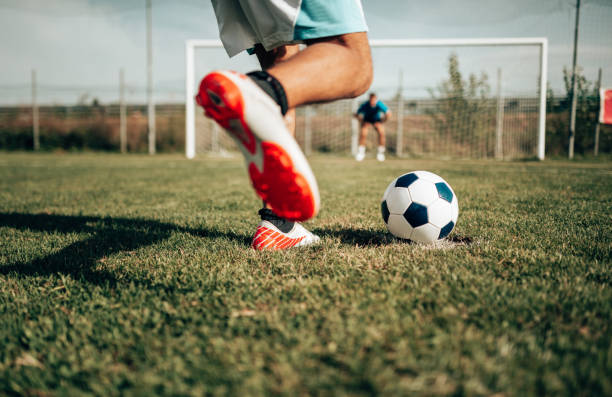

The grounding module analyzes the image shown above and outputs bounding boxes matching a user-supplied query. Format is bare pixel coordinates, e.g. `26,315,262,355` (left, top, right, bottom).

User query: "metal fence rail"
193,96,542,159
0,104,185,152
1,96,609,157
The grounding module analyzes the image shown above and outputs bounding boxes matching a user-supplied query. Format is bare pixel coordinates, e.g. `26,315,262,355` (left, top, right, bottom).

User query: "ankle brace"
246,71,289,115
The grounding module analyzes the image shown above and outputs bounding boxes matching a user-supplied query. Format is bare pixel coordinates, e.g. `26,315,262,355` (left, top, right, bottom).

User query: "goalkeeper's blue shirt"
357,100,389,123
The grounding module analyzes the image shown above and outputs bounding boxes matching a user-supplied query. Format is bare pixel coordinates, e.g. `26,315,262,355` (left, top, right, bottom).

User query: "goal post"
185,39,219,160
185,37,548,160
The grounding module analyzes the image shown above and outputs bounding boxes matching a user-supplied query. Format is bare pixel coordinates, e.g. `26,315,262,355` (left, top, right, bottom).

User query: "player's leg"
198,1,371,223
253,44,300,135
356,121,370,161
373,122,386,161
250,44,320,250
373,122,386,147
196,66,319,223
359,122,370,146
266,32,372,108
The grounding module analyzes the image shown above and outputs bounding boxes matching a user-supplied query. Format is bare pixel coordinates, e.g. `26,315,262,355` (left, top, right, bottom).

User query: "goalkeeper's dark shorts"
363,115,383,124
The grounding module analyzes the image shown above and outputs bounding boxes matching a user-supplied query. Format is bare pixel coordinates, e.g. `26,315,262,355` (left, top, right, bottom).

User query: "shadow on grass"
1,212,474,284
315,227,396,247
316,226,473,247
449,235,473,244
0,212,250,285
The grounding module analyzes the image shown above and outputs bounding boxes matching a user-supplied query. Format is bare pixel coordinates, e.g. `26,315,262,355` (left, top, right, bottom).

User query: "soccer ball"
381,171,459,243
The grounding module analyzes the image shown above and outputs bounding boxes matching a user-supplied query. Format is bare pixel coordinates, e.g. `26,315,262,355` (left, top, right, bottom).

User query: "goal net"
186,38,547,160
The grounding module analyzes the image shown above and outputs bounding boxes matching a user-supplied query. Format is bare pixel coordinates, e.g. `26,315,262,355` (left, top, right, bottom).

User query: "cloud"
0,0,610,104
0,0,219,103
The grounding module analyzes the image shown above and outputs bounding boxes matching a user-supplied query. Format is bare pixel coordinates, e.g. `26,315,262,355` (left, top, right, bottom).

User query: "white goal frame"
185,37,548,160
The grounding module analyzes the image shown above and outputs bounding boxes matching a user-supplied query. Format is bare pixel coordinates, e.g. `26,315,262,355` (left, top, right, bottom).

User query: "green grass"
0,152,610,396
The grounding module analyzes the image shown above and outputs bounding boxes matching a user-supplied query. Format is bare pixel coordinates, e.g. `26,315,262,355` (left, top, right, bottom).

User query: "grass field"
0,152,610,396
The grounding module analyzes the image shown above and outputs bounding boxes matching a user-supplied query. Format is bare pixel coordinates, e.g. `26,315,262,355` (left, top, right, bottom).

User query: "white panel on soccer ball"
411,223,441,243
408,179,438,206
451,196,459,223
428,199,452,228
387,214,413,240
386,187,413,214
414,170,444,184
382,180,396,202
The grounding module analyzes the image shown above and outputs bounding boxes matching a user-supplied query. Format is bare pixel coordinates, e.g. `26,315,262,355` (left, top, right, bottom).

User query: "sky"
0,0,611,105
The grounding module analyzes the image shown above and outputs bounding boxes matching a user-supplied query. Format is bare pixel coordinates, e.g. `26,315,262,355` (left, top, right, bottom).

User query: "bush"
0,104,185,152
427,53,495,156
545,67,609,156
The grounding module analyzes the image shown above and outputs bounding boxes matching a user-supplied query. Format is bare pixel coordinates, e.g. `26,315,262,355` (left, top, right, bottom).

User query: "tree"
427,53,492,156
562,66,600,154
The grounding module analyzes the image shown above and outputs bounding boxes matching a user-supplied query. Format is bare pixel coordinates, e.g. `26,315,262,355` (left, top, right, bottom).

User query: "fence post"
351,99,358,156
568,0,581,159
396,96,404,157
212,123,220,153
304,106,312,156
185,41,196,158
495,68,504,159
594,67,602,156
32,69,39,151
119,68,127,153
146,0,156,155
396,69,404,157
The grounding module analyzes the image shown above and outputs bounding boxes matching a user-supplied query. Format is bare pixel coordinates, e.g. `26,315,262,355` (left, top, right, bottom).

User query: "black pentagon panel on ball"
395,173,418,188
435,182,453,203
403,202,428,227
438,221,454,239
381,200,390,223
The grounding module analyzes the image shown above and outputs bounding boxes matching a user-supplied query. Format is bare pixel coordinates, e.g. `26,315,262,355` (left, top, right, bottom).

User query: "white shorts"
211,0,368,57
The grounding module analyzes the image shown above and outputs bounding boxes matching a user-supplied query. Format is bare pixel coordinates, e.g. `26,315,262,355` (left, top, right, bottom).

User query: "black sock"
258,208,295,233
246,71,289,115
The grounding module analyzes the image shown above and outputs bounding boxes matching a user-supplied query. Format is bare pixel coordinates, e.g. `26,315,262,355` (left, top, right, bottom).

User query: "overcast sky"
1,0,611,104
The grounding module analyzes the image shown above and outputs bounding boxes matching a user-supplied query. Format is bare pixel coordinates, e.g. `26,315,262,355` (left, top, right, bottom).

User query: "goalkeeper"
354,93,391,162
197,0,373,250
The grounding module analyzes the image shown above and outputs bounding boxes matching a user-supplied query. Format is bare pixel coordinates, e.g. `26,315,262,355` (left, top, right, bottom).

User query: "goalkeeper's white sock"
377,146,386,162
356,145,366,161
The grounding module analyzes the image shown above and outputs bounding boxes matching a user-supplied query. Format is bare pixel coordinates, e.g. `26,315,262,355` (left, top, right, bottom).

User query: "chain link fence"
0,104,184,152
1,94,610,158
193,95,548,159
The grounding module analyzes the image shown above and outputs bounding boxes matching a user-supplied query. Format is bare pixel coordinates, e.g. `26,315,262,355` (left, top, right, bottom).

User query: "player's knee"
348,40,373,97
351,56,373,97
320,32,372,97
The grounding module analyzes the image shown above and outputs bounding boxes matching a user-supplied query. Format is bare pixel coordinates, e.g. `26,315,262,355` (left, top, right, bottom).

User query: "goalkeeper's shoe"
196,70,319,222
251,208,320,250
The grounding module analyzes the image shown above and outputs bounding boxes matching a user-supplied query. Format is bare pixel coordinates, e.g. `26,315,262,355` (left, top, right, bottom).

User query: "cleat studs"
207,89,224,107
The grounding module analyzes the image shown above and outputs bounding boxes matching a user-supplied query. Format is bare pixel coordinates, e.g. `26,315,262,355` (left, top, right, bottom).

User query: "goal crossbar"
186,37,548,159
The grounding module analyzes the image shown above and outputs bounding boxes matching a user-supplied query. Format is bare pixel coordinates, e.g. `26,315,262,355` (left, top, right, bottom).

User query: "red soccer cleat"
196,71,320,222
251,219,320,250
